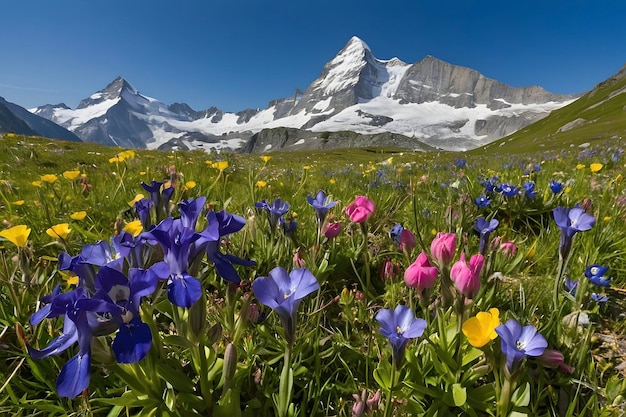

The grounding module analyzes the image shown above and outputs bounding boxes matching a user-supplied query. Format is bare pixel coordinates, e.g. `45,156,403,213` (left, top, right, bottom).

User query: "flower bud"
404,252,438,292
430,233,456,266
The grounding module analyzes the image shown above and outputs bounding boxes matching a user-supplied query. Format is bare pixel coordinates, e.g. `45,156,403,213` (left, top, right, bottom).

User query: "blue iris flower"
563,276,579,295
389,223,404,246
523,181,536,199
376,305,427,368
549,179,564,194
495,318,547,372
500,183,519,197
143,217,202,307
141,181,175,220
591,293,609,303
306,190,336,224
255,198,290,231
553,206,595,260
28,287,121,398
474,194,491,208
474,217,499,255
252,267,319,345
584,264,612,287
93,266,158,363
204,210,256,284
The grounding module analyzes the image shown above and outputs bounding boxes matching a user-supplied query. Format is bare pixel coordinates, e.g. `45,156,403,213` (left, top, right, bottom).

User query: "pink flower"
536,349,575,374
404,252,438,291
430,232,456,266
345,196,375,223
450,253,484,298
499,241,518,257
381,259,401,281
399,229,417,252
323,221,342,239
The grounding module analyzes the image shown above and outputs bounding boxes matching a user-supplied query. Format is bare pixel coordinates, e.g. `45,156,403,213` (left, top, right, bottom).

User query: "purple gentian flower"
375,305,427,368
549,179,564,194
553,206,596,260
133,197,154,230
92,266,158,363
523,181,536,199
474,194,490,208
28,287,121,398
495,319,547,372
474,217,499,255
500,183,519,197
141,181,175,220
252,267,319,345
179,196,206,230
454,157,467,168
585,264,612,287
142,217,202,307
591,293,609,303
306,190,336,224
255,198,291,231
204,210,256,284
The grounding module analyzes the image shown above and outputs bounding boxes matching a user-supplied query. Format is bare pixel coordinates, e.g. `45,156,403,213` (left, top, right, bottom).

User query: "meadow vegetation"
0,133,625,416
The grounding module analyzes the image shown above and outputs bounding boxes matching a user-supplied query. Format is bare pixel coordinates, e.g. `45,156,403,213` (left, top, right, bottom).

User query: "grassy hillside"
472,64,626,156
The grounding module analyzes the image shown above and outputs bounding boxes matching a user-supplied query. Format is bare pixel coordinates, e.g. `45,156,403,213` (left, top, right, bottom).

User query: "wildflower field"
0,134,625,417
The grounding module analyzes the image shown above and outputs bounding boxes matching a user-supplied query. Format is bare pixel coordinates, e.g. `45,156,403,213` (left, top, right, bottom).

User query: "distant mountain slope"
30,36,578,152
0,97,81,141
474,63,626,155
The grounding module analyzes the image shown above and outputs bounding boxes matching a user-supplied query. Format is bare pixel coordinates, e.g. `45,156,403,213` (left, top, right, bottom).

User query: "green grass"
0,132,625,417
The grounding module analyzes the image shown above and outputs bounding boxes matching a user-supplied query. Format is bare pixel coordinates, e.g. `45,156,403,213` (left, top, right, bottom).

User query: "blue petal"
289,268,319,301
112,319,152,364
167,273,202,308
375,308,395,337
28,320,77,359
252,276,281,310
57,352,91,398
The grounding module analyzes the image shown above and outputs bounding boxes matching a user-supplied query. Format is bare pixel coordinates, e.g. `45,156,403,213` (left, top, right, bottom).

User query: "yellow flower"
211,161,228,171
31,181,42,187
119,150,136,160
604,216,612,222
123,220,143,237
205,160,213,165
13,200,24,206
128,193,145,207
0,225,31,247
70,211,87,220
109,156,121,163
185,181,196,189
590,163,603,173
46,223,71,240
63,170,81,180
139,171,146,176
256,180,267,188
329,178,336,184
576,164,586,170
615,174,623,183
262,155,272,163
564,186,571,193
303,165,311,170
59,270,79,288
462,308,500,348
40,174,58,184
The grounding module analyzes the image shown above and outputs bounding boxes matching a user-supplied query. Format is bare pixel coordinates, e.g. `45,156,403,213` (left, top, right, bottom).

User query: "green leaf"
373,359,392,390
511,382,531,407
452,383,467,407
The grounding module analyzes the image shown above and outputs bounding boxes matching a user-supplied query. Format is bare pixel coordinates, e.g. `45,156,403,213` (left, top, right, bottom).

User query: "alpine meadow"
1,46,626,417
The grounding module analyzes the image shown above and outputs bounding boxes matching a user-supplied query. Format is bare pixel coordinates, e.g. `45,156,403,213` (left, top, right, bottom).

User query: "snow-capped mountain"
31,36,579,152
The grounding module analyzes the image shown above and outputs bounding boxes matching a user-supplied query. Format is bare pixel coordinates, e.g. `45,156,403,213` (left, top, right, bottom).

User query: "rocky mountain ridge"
28,36,579,152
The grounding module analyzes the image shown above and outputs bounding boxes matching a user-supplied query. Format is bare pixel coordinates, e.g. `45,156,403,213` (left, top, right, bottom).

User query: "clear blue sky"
1,0,625,112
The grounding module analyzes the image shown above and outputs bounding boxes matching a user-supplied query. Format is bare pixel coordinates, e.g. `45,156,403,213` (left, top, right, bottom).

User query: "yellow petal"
262,155,272,163
128,193,145,207
0,225,31,247
63,170,81,180
70,211,87,220
256,180,267,188
40,174,58,184
211,161,228,171
590,163,603,173
185,181,196,189
123,220,143,237
46,223,71,240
